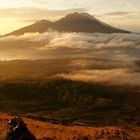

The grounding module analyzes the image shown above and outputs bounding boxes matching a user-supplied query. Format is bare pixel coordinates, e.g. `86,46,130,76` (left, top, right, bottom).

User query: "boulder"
7,117,36,140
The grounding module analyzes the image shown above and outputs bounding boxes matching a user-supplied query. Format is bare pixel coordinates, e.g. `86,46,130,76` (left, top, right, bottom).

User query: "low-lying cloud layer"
0,59,139,86
0,32,140,60
0,32,140,86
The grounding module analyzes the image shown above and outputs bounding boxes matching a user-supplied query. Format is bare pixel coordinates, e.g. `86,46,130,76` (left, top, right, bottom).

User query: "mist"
0,32,140,86
0,32,140,60
0,58,139,86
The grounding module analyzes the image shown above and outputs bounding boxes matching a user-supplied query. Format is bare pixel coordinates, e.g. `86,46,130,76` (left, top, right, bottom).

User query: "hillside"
53,13,129,33
0,59,139,139
5,12,130,36
0,79,139,127
5,20,53,36
0,78,140,140
0,112,140,140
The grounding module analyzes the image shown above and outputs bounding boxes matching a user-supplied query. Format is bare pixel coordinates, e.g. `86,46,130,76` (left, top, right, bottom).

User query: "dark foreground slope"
1,112,139,140
0,79,139,127
5,12,130,36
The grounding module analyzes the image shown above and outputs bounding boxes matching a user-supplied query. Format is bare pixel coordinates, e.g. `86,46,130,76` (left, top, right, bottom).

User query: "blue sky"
0,0,140,34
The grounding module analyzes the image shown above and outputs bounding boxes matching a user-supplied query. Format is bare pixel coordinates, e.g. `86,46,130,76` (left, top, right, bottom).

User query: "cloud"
0,7,86,21
103,11,136,16
0,31,140,86
0,58,139,86
100,11,140,20
0,32,140,60
118,0,140,11
54,68,140,86
29,0,47,4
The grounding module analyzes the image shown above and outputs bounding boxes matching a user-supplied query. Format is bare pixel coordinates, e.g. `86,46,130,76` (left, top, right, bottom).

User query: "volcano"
5,12,130,36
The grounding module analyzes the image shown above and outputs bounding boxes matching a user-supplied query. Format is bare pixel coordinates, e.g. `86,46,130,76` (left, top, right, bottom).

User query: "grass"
0,78,139,139
0,78,139,127
1,112,139,140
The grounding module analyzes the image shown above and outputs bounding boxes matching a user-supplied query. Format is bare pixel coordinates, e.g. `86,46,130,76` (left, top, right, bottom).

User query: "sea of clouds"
0,32,139,60
0,32,140,86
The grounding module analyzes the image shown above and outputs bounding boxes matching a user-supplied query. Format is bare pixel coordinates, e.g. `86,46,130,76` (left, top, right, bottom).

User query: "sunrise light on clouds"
0,1,140,139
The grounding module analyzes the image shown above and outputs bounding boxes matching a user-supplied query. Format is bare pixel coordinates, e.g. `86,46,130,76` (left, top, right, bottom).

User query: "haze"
0,0,140,34
0,0,139,87
0,32,140,60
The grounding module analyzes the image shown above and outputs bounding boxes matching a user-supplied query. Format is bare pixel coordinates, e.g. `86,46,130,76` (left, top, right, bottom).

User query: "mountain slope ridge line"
4,12,130,36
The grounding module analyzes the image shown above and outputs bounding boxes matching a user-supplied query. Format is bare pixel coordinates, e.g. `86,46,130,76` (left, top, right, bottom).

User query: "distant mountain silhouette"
5,12,130,36
6,20,52,36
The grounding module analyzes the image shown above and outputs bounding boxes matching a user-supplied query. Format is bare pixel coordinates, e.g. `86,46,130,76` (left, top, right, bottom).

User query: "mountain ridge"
5,12,130,36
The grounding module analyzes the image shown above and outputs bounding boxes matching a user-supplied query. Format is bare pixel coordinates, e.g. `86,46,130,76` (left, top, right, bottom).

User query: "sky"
0,0,140,34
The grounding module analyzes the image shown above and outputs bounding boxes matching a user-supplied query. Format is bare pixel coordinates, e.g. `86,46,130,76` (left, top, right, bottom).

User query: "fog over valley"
0,32,140,60
0,1,140,139
0,32,139,86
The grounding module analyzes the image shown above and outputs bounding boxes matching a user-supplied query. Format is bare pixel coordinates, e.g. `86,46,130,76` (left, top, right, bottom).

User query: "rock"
6,117,36,140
